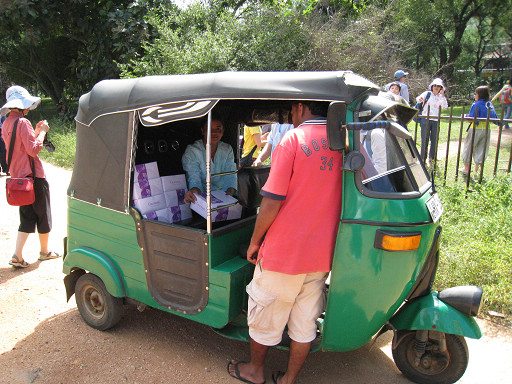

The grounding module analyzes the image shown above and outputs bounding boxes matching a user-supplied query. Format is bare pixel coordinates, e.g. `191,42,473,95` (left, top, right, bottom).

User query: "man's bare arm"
246,196,282,264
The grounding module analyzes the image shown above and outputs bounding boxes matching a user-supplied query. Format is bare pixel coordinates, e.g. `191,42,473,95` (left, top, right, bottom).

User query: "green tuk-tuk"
63,71,482,384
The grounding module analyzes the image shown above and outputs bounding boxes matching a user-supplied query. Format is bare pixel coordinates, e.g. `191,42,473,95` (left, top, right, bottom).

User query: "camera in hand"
43,135,55,152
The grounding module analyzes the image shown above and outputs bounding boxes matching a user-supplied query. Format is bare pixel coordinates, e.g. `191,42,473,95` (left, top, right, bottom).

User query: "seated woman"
182,118,237,203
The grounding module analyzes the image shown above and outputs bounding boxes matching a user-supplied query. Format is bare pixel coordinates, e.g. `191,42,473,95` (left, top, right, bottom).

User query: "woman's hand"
36,120,50,132
184,187,201,203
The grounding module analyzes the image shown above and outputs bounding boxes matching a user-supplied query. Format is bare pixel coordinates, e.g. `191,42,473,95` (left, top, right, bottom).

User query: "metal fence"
412,105,512,189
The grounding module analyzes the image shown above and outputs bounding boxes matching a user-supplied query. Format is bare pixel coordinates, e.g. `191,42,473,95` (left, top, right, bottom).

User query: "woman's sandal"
9,255,29,268
38,251,61,261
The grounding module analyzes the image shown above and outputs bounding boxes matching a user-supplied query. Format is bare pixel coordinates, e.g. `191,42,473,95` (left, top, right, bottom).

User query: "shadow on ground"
0,305,408,384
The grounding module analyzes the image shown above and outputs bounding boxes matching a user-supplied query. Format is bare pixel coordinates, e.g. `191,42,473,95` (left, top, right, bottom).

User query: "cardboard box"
133,178,164,200
168,204,193,223
164,188,186,207
190,190,242,222
143,208,170,222
133,193,167,215
134,161,159,181
161,174,187,192
142,205,192,224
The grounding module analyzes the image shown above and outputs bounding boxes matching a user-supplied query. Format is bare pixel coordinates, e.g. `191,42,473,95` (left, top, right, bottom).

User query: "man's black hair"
297,101,329,117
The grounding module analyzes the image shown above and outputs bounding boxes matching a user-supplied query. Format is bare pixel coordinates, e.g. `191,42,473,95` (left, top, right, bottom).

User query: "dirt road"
1,163,511,384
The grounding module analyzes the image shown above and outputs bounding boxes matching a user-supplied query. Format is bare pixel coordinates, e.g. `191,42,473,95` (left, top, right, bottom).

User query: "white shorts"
246,263,327,346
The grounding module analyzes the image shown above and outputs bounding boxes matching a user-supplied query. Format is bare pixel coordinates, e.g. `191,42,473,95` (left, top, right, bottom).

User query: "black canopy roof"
76,71,379,126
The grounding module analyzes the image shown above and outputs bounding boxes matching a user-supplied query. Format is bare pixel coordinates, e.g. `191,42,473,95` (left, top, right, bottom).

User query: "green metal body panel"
65,198,254,329
321,169,439,352
63,247,125,297
390,292,482,339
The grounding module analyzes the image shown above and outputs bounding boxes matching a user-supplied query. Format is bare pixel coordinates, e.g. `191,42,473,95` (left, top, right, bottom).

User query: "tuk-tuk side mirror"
327,102,347,152
342,151,365,172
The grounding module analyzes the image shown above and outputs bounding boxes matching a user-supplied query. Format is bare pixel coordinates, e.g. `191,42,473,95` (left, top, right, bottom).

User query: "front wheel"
75,273,124,331
392,330,469,384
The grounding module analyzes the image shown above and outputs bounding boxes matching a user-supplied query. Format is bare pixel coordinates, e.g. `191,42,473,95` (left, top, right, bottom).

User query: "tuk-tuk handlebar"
346,121,390,130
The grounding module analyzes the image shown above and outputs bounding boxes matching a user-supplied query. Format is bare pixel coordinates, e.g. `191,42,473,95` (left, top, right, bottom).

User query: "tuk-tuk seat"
237,165,270,210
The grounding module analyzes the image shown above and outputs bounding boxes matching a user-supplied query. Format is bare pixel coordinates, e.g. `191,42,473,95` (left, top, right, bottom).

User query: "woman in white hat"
415,78,449,164
1,85,60,268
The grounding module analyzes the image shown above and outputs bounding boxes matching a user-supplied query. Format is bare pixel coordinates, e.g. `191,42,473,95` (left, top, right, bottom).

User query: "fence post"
493,107,505,176
478,108,492,184
465,106,479,192
414,119,419,145
455,106,465,182
443,106,454,185
433,107,442,169
508,141,512,173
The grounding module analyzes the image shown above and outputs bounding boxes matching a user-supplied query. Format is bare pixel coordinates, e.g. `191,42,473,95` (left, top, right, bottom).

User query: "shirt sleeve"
182,144,204,191
267,124,277,146
260,131,296,200
468,103,477,118
440,95,448,109
416,91,427,103
250,126,262,135
370,129,387,173
401,84,410,104
220,144,237,191
19,118,43,157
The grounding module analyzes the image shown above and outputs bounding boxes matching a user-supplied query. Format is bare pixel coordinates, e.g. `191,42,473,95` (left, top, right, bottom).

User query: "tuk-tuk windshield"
358,129,430,195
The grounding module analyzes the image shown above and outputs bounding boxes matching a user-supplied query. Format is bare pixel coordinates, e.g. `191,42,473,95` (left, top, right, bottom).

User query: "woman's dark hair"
389,82,401,91
475,86,490,101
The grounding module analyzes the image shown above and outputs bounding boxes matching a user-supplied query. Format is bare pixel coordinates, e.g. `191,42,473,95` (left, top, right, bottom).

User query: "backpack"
500,86,511,104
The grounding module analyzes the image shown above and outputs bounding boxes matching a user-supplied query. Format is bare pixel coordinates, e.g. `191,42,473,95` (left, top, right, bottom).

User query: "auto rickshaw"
63,71,483,384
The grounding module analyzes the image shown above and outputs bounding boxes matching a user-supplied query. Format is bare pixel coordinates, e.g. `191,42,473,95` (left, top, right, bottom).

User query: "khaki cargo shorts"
246,263,327,346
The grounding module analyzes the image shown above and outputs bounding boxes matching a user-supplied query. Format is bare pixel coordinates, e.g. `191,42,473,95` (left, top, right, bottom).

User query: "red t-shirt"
259,119,343,274
1,111,45,178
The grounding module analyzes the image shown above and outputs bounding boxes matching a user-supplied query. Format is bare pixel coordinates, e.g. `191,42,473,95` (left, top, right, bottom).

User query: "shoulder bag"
5,119,36,206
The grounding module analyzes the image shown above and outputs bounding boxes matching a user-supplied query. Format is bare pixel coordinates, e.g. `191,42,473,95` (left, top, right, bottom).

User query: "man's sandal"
38,251,61,261
9,255,29,268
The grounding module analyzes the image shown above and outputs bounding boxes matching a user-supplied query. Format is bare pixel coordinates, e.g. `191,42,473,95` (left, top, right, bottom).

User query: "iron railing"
412,105,512,190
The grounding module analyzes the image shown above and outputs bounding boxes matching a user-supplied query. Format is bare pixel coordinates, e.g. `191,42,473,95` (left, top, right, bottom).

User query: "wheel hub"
83,286,105,319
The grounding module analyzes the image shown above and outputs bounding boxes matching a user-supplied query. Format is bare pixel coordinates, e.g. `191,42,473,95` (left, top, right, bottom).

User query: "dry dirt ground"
1,162,511,384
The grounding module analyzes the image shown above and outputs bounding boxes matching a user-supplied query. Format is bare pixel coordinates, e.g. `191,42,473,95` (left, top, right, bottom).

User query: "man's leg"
276,340,311,384
228,338,268,384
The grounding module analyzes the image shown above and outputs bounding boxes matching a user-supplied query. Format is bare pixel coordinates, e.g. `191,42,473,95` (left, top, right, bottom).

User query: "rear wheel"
392,330,469,384
75,273,124,331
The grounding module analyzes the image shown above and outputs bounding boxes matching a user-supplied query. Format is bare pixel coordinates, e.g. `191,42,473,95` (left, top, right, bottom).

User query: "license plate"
426,193,444,223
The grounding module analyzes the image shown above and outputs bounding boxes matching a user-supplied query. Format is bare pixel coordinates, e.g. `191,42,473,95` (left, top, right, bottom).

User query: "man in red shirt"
228,101,343,384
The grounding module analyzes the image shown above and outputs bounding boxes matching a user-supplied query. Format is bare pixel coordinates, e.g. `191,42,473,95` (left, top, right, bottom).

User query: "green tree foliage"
120,1,309,77
0,0,156,112
392,0,511,80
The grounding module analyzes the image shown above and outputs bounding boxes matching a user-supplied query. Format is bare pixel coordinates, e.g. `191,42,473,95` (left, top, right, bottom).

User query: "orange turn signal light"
374,230,421,251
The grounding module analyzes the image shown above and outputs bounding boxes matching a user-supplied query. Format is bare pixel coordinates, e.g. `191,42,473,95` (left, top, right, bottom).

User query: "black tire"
392,331,469,384
75,273,124,331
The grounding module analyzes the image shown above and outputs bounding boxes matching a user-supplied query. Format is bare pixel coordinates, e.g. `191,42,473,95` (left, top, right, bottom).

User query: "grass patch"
436,177,512,320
